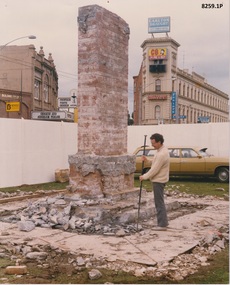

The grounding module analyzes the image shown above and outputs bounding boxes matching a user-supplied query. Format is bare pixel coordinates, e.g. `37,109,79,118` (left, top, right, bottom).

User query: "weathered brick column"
68,5,135,198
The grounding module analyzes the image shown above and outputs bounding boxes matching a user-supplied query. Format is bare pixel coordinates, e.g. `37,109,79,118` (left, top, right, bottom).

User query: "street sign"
198,116,210,123
6,102,20,112
172,115,187,119
171,92,177,117
31,111,74,121
58,96,77,108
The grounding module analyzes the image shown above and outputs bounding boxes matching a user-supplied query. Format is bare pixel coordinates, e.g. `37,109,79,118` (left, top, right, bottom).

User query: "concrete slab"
0,196,228,268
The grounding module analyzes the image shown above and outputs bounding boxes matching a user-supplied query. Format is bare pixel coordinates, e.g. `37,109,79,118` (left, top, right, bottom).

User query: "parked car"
134,146,229,183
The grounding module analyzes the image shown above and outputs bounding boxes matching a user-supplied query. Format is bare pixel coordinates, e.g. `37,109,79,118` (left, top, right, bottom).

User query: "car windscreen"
136,149,156,156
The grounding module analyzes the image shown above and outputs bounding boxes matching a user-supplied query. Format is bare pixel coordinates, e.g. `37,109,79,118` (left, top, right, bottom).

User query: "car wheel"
216,167,229,182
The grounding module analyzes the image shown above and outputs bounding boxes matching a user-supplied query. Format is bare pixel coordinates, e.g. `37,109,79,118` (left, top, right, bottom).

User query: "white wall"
0,119,78,188
0,118,229,188
127,122,229,157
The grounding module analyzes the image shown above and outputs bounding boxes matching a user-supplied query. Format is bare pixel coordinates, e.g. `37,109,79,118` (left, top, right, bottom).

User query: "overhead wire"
0,54,77,81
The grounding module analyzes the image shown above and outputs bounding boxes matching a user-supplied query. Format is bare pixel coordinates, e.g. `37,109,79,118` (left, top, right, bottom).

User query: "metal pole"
0,35,36,51
137,135,147,231
19,70,22,118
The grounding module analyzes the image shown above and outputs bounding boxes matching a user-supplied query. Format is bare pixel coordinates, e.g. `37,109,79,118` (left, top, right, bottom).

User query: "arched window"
34,79,40,99
179,82,181,95
44,75,49,102
155,79,161,91
183,84,185,96
155,105,161,119
191,87,193,99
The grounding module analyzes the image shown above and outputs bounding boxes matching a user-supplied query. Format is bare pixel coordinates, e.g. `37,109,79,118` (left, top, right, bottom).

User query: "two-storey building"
0,45,58,119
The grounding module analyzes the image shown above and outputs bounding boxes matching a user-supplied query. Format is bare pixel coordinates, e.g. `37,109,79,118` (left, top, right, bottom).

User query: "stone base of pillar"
68,153,136,199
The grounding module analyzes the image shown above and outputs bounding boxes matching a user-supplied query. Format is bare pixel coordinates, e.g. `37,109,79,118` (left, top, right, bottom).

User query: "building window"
155,79,161,91
183,84,185,96
172,53,177,67
34,79,40,99
155,105,161,119
142,101,146,121
44,75,49,102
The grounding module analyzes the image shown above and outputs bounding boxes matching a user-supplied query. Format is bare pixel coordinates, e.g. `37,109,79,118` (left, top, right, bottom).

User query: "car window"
148,149,157,156
136,149,153,156
168,148,180,158
182,148,199,158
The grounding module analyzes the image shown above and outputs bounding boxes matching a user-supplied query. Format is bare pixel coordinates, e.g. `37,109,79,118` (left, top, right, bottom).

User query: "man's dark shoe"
152,226,167,231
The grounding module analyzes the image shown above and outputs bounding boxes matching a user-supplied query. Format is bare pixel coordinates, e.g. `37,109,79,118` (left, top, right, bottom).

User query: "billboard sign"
149,48,167,60
148,17,170,34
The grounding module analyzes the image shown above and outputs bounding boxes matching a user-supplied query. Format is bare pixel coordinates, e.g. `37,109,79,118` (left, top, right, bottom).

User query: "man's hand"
141,155,147,162
139,175,144,181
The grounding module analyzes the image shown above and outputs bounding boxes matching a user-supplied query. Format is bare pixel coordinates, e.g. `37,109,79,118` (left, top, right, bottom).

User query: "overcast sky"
1,0,229,113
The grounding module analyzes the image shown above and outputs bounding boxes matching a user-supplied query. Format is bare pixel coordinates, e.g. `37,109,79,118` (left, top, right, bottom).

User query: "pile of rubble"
1,193,142,235
0,189,227,236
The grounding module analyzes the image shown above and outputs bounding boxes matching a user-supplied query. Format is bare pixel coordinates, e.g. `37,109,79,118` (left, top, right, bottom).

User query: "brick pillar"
68,5,135,198
77,4,129,155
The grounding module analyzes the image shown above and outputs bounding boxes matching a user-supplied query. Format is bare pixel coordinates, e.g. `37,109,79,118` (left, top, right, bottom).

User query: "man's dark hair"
150,133,164,144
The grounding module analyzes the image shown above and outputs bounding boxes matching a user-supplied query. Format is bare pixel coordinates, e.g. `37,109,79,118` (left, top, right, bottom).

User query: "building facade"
133,37,229,125
0,45,58,119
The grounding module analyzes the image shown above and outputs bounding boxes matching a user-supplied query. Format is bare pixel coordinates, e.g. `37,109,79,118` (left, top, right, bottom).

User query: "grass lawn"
0,181,69,194
134,175,229,198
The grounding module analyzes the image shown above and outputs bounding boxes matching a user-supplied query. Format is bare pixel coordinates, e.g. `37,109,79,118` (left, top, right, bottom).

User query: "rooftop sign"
148,17,170,34
148,48,167,60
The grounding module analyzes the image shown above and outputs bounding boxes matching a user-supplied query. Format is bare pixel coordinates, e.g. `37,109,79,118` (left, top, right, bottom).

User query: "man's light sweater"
142,145,170,183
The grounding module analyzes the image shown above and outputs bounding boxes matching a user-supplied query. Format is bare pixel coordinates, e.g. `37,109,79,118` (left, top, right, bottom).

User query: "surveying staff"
139,133,170,231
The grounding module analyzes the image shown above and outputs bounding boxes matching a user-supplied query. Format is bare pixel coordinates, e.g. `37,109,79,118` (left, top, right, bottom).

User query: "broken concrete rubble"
0,221,228,282
0,188,228,282
0,189,228,281
0,189,206,236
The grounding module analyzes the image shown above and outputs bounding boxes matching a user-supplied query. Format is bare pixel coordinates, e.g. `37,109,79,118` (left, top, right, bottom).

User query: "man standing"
139,133,170,231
